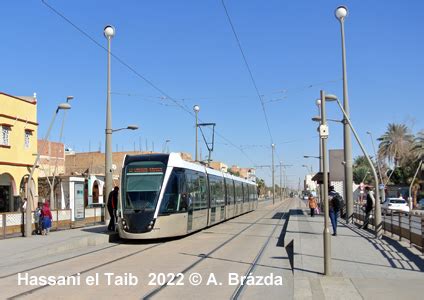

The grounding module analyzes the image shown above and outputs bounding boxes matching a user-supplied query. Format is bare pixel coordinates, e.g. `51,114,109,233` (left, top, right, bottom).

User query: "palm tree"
412,130,424,160
377,123,414,167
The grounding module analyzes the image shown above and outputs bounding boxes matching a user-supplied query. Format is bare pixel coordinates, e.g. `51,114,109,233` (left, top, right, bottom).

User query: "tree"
256,178,266,196
377,123,414,167
412,130,424,161
352,155,373,185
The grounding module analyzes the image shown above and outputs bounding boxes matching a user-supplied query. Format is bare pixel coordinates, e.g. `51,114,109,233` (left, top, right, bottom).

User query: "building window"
24,130,32,149
1,126,11,146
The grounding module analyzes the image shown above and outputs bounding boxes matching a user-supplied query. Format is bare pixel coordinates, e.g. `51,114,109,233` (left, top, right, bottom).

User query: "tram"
117,152,258,239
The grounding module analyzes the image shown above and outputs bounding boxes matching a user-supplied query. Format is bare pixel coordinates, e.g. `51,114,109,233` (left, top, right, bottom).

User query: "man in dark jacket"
361,186,374,229
329,186,341,236
107,186,119,231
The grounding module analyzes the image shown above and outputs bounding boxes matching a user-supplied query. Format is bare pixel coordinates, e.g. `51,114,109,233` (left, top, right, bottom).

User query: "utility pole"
279,161,283,200
271,144,275,205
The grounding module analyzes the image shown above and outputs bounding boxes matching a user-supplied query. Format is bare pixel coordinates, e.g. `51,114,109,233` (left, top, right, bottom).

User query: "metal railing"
353,204,424,253
0,207,105,239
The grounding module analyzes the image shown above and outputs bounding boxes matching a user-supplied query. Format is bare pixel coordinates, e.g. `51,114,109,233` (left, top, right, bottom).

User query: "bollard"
409,213,412,247
399,213,402,241
421,218,424,255
2,214,6,239
390,211,393,238
383,209,386,234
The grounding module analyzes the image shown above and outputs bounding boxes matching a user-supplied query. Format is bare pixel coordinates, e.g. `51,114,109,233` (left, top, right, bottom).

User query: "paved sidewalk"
286,200,424,300
0,225,117,277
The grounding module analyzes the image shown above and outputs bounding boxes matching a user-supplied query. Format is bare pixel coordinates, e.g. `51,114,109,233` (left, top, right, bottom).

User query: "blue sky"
1,0,423,187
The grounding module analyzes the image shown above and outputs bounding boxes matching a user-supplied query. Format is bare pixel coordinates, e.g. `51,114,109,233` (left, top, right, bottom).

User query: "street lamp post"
319,90,331,275
193,105,200,161
104,24,115,223
367,131,385,203
279,161,283,200
335,5,354,224
51,96,74,210
316,99,324,206
326,93,382,238
272,143,275,205
25,102,71,237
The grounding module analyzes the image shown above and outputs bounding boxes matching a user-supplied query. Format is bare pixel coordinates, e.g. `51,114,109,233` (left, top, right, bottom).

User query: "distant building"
229,165,256,182
0,92,38,212
38,140,65,178
209,161,228,172
65,151,149,186
304,174,317,193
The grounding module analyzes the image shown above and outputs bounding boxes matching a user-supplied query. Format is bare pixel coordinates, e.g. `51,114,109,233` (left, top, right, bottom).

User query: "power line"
41,0,258,167
221,0,274,144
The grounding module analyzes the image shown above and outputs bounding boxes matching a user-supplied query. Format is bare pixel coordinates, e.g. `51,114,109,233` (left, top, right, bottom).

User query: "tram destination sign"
127,166,164,174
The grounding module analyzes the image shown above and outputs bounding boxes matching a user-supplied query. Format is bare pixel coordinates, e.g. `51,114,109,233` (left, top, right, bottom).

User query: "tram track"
5,200,287,299
6,243,163,300
230,206,289,299
142,200,290,299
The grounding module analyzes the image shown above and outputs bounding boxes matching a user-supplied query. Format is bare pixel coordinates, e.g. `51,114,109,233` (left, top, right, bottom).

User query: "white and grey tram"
117,153,258,239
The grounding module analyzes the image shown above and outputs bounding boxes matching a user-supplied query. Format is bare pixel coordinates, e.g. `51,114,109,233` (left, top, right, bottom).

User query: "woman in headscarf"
41,201,52,235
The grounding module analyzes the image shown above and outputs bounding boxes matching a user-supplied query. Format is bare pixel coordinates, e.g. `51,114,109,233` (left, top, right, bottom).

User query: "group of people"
306,185,376,235
34,201,53,235
307,186,342,236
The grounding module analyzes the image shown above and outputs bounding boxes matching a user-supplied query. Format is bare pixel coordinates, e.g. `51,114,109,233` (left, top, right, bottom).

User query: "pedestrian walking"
41,201,52,235
107,186,119,231
329,186,342,236
361,186,375,230
308,195,317,217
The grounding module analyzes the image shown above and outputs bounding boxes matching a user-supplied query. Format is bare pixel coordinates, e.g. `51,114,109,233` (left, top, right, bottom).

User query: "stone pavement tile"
351,278,424,300
319,277,362,300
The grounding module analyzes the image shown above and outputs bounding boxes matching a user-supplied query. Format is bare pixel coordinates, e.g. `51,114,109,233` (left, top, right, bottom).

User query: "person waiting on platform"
41,202,52,235
308,195,317,217
329,186,342,236
107,186,119,231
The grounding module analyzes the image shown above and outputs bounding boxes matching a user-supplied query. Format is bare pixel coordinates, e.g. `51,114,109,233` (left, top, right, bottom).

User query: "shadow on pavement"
346,224,424,272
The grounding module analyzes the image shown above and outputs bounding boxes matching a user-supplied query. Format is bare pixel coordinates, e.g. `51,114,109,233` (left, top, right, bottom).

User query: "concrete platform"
0,225,118,278
286,200,424,300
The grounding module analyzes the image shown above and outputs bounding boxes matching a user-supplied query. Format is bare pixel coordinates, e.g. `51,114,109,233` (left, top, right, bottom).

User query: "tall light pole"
279,161,283,200
326,94,382,238
162,139,171,153
193,105,200,161
25,102,71,237
319,90,331,275
271,143,275,205
367,131,385,203
104,24,115,223
51,95,74,210
335,5,354,224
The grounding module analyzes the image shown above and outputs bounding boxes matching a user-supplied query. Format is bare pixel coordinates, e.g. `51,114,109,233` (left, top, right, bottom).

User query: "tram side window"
186,171,208,211
253,185,258,200
235,181,243,203
209,175,225,207
242,183,249,202
225,178,235,205
159,168,187,214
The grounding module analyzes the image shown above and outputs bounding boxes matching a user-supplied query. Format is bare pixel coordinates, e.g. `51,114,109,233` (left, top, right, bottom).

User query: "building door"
0,185,11,212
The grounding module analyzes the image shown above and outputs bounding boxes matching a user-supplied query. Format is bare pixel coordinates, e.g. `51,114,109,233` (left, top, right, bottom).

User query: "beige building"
65,151,153,186
209,161,228,172
230,165,256,181
38,140,65,178
0,92,38,212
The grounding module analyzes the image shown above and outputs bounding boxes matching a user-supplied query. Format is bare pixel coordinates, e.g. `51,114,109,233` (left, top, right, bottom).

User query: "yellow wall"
0,93,38,211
